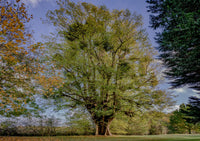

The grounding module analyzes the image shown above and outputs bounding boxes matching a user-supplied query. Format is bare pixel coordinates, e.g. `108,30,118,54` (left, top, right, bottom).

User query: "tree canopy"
0,0,43,116
45,0,172,135
146,0,200,91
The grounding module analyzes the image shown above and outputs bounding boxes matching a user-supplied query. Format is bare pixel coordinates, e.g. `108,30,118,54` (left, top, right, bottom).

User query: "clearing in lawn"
1,135,200,141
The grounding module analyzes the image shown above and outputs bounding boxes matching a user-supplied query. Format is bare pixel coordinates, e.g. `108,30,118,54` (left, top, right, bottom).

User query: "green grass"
1,135,200,141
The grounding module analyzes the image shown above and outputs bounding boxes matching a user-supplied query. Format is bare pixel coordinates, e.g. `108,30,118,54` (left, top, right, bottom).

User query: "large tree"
46,0,172,135
146,0,200,91
0,0,43,116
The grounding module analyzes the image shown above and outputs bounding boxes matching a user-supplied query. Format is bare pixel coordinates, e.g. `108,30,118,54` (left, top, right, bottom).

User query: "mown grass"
1,135,200,141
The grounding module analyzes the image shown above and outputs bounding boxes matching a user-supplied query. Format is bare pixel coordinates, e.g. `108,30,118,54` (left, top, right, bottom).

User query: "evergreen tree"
186,96,200,124
146,0,200,91
169,102,200,134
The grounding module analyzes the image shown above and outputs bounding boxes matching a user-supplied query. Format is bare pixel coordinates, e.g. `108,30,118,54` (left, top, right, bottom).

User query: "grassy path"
1,134,200,141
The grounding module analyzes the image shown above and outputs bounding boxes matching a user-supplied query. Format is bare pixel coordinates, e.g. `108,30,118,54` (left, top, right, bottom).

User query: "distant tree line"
1,101,200,136
0,116,59,136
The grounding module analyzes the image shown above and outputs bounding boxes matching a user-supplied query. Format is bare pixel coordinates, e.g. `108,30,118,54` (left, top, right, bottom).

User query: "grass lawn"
1,135,200,141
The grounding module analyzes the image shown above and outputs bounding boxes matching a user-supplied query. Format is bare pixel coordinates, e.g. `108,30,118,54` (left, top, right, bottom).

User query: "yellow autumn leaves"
0,0,63,115
0,0,34,115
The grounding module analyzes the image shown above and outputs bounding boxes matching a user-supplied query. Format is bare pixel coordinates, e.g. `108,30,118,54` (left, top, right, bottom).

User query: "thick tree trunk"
86,104,114,136
95,118,113,136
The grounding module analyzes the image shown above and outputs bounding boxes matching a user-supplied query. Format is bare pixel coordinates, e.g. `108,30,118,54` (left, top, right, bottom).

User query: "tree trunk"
95,118,113,136
188,128,191,134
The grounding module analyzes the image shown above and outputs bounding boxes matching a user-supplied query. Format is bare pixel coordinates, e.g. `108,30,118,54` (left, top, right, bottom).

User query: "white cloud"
22,0,52,7
22,0,41,7
174,88,185,93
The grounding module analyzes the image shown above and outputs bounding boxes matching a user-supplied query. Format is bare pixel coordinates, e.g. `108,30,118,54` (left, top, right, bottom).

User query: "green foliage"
168,109,189,134
46,0,173,135
146,0,200,91
110,114,149,135
187,96,200,124
110,111,169,135
147,111,169,135
109,116,129,135
168,102,200,134
65,108,95,135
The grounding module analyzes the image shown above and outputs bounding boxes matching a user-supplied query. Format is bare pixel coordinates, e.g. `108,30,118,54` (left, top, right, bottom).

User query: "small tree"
46,0,172,135
169,104,196,134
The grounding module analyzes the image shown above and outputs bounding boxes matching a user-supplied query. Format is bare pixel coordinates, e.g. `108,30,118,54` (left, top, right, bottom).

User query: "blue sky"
22,0,199,109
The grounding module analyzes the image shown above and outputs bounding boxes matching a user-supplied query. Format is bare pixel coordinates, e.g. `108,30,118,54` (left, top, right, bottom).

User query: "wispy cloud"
22,0,41,7
192,89,200,93
22,0,52,7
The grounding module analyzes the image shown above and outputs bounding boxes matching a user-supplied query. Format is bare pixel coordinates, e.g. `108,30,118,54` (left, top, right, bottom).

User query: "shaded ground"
1,135,200,141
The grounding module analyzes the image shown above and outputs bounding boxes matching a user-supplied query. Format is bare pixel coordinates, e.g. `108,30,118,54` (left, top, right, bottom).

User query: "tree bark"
95,118,113,136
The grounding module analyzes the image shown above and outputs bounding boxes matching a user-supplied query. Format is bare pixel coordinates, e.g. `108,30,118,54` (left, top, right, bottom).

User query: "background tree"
181,96,200,129
65,108,95,135
46,0,173,135
0,0,43,116
146,0,200,91
168,105,190,134
147,110,169,135
110,113,149,135
168,102,200,134
109,110,170,135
